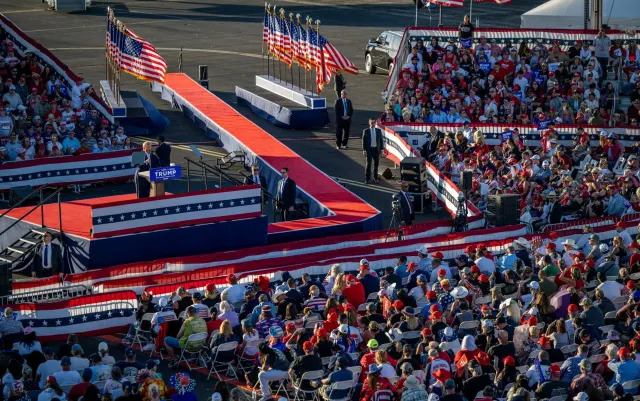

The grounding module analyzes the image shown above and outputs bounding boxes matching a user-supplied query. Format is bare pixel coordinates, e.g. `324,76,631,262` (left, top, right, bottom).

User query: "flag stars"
153,210,159,216
120,215,125,221
28,321,34,327
42,321,48,326
208,203,213,209
164,208,169,214
119,310,125,316
130,213,136,219
55,319,62,326
186,206,191,211
97,218,102,224
240,199,245,205
109,216,114,222
175,207,180,213
69,317,74,324
47,172,51,176
251,198,256,204
230,201,235,206
219,202,224,207
197,204,202,210
107,311,112,317
82,315,88,322
142,211,147,217
95,313,101,320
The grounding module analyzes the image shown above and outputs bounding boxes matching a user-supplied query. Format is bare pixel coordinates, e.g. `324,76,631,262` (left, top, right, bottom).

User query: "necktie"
254,176,259,185
343,99,347,116
404,192,412,214
43,245,49,268
280,180,285,197
371,129,377,147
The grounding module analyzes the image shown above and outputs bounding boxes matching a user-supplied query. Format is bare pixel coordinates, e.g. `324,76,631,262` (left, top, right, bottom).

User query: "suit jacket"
362,127,383,154
276,178,297,209
155,143,171,167
34,242,64,275
138,152,161,172
244,174,267,190
334,98,353,122
397,190,414,225
334,74,346,92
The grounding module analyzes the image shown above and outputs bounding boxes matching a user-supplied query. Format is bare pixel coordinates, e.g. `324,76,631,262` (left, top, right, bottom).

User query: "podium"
137,171,165,197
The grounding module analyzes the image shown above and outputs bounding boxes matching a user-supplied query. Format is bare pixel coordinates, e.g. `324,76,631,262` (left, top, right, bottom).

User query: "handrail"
184,157,245,189
0,186,48,219
1,284,90,305
0,187,64,238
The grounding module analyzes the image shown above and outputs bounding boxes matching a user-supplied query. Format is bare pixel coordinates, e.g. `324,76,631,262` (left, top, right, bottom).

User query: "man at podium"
135,141,161,198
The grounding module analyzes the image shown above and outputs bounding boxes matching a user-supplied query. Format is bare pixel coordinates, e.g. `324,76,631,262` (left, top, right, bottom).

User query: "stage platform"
235,85,329,129
0,189,268,271
153,73,382,243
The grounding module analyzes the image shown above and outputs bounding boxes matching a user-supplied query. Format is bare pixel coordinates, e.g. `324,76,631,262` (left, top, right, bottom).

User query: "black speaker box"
488,194,520,226
0,262,12,297
381,168,394,180
459,170,473,192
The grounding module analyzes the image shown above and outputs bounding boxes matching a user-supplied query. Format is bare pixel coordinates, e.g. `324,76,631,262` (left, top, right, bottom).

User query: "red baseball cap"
286,322,296,332
586,260,595,268
481,305,491,311
438,268,447,277
226,274,237,284
568,304,579,313
303,341,314,352
465,245,476,253
549,232,559,240
432,251,444,259
550,364,561,374
407,262,418,271
317,328,328,337
546,242,556,250
430,311,442,320
478,274,489,283
528,316,538,326
538,336,550,345
503,356,516,367
421,327,432,336
430,304,441,313
470,265,480,274
427,291,437,299
618,347,630,358
616,221,625,228
627,280,636,289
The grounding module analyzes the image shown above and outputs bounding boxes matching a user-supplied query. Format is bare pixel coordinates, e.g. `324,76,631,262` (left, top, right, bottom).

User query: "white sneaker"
142,344,155,352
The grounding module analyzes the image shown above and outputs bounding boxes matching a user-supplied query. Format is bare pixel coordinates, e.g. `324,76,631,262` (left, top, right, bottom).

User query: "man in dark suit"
32,231,64,278
135,141,161,198
276,167,297,221
244,164,268,205
397,181,414,226
155,136,171,167
334,89,353,150
362,118,383,184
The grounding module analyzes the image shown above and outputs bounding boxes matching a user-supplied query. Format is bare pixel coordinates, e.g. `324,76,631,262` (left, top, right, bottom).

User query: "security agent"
362,118,383,184
396,181,414,226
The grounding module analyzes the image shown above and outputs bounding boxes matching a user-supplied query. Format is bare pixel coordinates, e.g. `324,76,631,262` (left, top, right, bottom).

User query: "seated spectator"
89,354,111,383
17,327,41,356
288,341,323,391
67,368,98,401
69,344,89,371
164,306,207,368
114,347,145,380
37,376,66,401
319,357,353,400
0,308,23,336
53,357,82,387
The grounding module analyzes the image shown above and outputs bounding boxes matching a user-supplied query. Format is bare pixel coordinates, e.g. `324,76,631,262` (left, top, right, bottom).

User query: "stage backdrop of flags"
105,7,167,102
262,4,358,93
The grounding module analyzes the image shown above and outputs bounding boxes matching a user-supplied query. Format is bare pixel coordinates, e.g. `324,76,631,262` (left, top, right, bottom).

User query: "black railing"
0,187,65,239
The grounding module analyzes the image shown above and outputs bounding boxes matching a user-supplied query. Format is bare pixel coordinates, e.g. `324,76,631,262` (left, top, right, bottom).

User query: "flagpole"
280,8,289,86
305,16,310,93
469,0,473,21
439,5,443,27
262,3,267,77
274,5,281,83
415,0,418,26
314,19,321,96
296,14,302,90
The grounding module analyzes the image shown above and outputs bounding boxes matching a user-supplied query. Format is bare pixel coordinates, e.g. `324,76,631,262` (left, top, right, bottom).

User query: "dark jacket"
334,98,353,122
33,242,64,275
276,178,297,209
362,127,383,154
155,143,171,167
397,190,414,225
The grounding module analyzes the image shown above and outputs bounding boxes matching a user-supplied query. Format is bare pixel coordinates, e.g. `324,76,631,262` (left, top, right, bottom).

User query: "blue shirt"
395,264,409,279
325,369,353,400
609,359,640,384
560,354,586,382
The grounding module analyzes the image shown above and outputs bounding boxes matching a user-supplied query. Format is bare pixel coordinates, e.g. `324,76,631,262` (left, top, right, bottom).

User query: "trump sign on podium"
150,166,182,182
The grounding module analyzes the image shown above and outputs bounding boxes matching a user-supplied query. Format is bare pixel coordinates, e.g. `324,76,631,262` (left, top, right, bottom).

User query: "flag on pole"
474,0,511,3
298,24,311,70
262,8,270,44
319,34,358,75
308,27,330,92
289,19,301,66
118,26,167,84
426,0,464,7
279,14,293,67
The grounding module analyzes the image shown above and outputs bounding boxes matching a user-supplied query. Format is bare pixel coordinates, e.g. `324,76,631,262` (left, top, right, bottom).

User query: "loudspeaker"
400,157,427,193
488,194,520,226
381,168,394,180
0,262,12,297
459,170,473,192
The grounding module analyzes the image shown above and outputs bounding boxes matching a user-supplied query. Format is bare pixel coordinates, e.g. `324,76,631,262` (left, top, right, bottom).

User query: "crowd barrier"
10,290,137,341
386,26,640,102
0,14,113,121
380,122,640,148
0,150,136,191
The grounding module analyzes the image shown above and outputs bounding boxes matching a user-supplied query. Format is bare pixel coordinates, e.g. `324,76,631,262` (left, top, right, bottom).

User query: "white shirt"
38,388,67,401
525,363,550,387
617,230,633,247
221,284,246,304
597,281,624,302
37,360,62,389
18,340,42,356
377,363,396,379
53,370,82,387
70,82,90,109
429,264,452,283
369,128,378,148
70,356,90,371
475,257,496,275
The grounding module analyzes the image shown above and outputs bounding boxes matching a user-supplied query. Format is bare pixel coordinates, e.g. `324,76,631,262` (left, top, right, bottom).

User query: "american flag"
91,186,262,237
308,28,330,92
274,15,292,66
298,24,311,70
106,17,122,65
319,34,358,75
117,26,167,84
427,0,464,7
289,20,301,66
262,8,270,44
12,290,137,342
475,0,511,3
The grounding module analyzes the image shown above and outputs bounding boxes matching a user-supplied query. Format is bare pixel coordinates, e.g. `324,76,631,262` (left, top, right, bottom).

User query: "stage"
0,189,268,271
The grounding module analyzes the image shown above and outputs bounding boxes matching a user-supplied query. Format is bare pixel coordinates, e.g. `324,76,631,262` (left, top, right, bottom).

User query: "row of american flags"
105,10,168,84
426,0,511,7
263,7,358,92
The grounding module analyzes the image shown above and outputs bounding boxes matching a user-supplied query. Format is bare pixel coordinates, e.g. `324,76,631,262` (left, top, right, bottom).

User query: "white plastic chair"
324,380,353,401
207,340,238,380
459,320,479,336
561,344,578,356
177,332,208,370
623,379,640,395
347,365,362,384
474,295,492,305
605,311,617,320
291,369,324,401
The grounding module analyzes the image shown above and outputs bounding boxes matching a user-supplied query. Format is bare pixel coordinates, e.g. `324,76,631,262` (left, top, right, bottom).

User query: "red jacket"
360,376,396,401
343,282,365,307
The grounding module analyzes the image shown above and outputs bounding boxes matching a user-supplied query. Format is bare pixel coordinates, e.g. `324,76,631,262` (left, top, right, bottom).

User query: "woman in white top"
375,351,396,379
37,378,67,401
18,327,42,356
98,342,116,365
240,324,260,357
2,360,21,398
547,319,569,349
218,301,239,328
324,264,343,295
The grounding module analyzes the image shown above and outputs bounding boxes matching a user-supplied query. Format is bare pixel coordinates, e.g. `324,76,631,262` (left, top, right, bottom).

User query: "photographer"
396,181,414,226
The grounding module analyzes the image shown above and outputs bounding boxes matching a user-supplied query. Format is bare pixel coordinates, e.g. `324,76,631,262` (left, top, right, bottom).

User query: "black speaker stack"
487,194,520,227
459,171,473,192
0,262,12,298
400,157,427,213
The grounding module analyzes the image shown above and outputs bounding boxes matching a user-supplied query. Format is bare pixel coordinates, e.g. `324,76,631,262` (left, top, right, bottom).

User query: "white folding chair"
325,380,355,401
561,344,578,356
237,340,260,375
623,379,640,395
605,311,617,320
367,292,378,301
377,342,390,352
133,313,154,350
177,332,208,370
599,324,614,334
589,354,607,364
474,295,492,305
459,320,479,337
292,370,324,401
207,340,238,380
630,272,640,281
347,365,362,384
516,365,529,374
402,331,421,344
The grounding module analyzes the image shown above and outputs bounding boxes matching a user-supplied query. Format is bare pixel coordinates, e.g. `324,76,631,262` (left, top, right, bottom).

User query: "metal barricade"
0,284,90,305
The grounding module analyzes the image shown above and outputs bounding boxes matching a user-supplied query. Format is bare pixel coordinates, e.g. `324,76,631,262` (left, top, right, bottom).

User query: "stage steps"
0,228,47,271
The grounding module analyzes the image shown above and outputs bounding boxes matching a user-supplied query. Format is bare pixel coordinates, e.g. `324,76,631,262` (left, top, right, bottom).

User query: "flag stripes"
427,0,464,7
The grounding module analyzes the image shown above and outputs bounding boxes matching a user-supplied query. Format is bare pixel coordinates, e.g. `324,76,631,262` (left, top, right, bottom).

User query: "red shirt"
68,383,97,401
499,59,515,75
206,319,222,335
342,282,365,307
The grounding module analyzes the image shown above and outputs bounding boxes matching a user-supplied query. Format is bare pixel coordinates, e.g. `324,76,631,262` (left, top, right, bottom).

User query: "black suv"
365,30,403,75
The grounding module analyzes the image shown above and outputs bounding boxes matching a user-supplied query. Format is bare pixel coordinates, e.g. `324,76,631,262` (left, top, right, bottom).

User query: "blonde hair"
219,301,233,313
474,130,485,145
505,300,521,323
605,343,619,359
220,320,233,338
375,350,387,365
332,273,347,295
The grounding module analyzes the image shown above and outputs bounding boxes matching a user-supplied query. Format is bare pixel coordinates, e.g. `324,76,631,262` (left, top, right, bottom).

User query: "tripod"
451,190,469,233
385,207,404,242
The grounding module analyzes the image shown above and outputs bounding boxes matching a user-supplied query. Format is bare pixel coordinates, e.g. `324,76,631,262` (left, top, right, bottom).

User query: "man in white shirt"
220,273,246,304
53,357,82,387
596,271,623,302
70,78,91,109
475,250,496,275
614,222,633,247
70,344,90,371
37,348,62,389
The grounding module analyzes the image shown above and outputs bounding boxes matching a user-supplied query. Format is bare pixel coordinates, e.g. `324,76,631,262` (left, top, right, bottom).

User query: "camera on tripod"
391,194,400,212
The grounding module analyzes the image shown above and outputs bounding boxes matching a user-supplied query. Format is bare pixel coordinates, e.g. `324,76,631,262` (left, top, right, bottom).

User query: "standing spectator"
334,89,353,150
36,348,61,389
594,30,611,79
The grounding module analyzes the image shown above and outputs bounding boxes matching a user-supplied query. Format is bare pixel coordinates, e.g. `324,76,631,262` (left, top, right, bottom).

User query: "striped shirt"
304,297,326,312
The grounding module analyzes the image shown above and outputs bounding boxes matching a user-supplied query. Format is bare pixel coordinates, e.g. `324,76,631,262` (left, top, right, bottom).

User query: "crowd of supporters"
382,29,640,127
115,237,640,401
0,27,134,165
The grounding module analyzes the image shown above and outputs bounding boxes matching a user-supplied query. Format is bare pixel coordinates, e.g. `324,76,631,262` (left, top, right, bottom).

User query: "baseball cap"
444,379,456,389
367,339,379,349
568,304,579,313
125,347,135,357
60,356,71,366
527,281,540,290
303,341,314,352
82,368,93,379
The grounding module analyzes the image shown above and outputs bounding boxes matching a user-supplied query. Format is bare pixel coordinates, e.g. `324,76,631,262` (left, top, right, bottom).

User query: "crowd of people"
383,23,640,127
0,28,135,164
115,231,640,401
